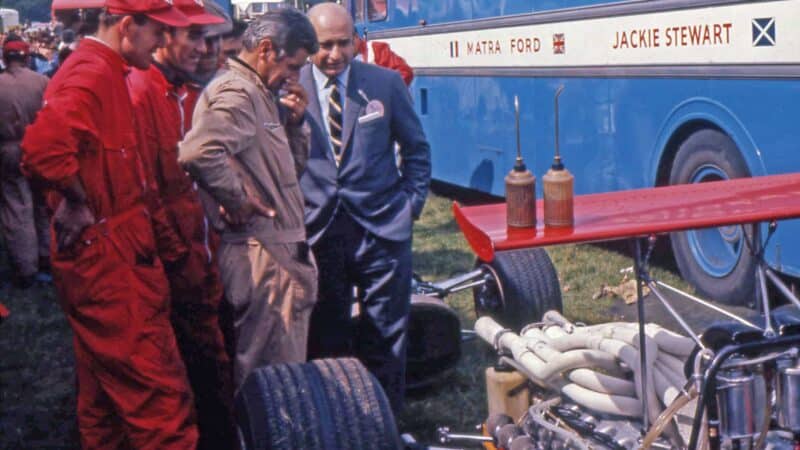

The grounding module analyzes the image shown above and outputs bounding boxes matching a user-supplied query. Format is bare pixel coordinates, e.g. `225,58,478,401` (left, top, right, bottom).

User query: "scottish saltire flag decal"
377,0,798,68
752,18,776,46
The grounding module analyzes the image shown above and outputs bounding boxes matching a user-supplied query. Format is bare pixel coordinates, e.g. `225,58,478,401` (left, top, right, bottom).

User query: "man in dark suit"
300,2,431,412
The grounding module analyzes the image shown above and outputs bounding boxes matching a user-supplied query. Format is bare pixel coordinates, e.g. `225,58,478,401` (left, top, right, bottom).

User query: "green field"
399,193,690,441
0,192,691,447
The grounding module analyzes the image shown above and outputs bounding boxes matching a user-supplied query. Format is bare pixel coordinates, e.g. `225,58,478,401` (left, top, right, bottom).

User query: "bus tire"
236,358,402,450
473,248,562,331
669,128,755,306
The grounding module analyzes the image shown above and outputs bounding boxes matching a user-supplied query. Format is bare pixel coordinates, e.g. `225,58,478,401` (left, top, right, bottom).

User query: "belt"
81,204,149,243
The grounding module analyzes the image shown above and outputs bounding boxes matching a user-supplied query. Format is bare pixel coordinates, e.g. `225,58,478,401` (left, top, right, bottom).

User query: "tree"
0,0,51,24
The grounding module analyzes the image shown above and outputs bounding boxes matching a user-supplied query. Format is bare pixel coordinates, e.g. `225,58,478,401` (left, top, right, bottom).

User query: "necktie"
327,77,344,166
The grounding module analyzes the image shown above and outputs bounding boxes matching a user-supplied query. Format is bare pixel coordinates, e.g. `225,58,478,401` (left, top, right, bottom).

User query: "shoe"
13,274,35,289
34,272,53,284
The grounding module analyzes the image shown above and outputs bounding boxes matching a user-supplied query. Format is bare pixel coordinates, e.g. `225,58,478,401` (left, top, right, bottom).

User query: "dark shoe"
38,259,52,275
34,272,53,284
13,274,36,289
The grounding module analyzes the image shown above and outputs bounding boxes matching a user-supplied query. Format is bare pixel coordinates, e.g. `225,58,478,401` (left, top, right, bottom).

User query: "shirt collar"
312,63,350,92
84,36,112,49
227,56,272,98
81,36,131,75
153,59,187,88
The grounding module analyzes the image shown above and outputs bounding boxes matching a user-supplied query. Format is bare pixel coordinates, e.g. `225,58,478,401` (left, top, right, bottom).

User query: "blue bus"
346,0,800,306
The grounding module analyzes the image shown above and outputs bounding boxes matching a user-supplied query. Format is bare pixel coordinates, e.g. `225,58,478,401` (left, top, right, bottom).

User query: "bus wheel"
236,358,402,450
669,129,756,306
473,248,563,331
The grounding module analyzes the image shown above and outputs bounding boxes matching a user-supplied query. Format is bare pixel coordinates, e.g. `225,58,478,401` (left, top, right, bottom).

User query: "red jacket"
359,40,414,86
128,64,218,274
21,38,186,263
128,65,195,203
20,39,198,449
128,65,233,449
183,81,203,129
23,38,146,215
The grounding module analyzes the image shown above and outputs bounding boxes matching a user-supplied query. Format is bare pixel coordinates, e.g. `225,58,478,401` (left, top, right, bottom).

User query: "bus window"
352,0,365,22
368,0,387,21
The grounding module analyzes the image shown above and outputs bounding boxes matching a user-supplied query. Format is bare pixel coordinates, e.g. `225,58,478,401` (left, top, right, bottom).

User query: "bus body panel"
354,0,800,282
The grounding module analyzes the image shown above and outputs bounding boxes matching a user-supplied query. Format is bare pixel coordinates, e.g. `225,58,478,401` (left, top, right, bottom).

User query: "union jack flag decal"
553,33,565,54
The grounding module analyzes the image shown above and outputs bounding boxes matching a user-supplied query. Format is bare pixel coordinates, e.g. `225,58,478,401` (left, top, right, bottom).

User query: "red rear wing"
454,173,800,262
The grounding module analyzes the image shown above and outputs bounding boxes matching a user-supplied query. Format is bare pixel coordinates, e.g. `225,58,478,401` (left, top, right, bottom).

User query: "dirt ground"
0,192,762,449
0,269,78,449
0,263,748,450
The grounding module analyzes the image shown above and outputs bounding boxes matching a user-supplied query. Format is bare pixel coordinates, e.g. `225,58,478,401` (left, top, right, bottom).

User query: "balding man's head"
308,3,353,30
308,2,355,77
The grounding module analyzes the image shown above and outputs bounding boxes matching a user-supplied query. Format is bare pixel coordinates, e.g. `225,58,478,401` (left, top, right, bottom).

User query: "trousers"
307,210,413,412
219,238,318,388
0,141,49,277
54,208,197,449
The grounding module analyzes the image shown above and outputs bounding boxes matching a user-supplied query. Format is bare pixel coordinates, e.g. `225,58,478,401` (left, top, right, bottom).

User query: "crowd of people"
0,27,69,76
1,0,429,448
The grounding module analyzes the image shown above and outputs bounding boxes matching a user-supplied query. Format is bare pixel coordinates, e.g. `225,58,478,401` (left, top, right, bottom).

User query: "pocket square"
365,99,384,116
357,111,382,124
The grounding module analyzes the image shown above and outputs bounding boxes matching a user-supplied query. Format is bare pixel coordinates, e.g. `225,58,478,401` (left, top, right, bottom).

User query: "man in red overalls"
183,0,231,120
21,1,199,448
353,28,414,86
127,1,235,448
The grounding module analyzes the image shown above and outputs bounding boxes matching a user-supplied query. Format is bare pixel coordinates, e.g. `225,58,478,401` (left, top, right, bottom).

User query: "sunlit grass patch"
402,193,691,440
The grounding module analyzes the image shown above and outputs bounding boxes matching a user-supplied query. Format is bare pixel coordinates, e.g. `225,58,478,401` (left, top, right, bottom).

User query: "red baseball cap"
105,0,190,27
51,0,105,10
175,0,225,25
3,40,30,55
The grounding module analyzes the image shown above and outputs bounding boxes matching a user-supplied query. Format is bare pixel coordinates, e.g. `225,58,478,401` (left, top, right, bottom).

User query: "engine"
475,307,800,450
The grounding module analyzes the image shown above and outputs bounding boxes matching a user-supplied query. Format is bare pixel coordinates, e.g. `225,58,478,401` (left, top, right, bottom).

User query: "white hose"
641,384,698,450
475,314,690,433
561,383,642,417
654,360,686,394
541,349,625,381
645,324,696,357
544,324,568,339
523,328,626,379
567,369,637,397
543,310,576,333
653,365,681,406
556,321,694,359
657,352,687,378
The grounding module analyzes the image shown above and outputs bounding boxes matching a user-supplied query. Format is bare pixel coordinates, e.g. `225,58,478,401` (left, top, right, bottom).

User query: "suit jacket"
299,60,431,244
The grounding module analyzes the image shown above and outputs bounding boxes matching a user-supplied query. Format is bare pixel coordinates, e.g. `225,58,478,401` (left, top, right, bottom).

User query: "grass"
399,193,691,441
0,192,692,448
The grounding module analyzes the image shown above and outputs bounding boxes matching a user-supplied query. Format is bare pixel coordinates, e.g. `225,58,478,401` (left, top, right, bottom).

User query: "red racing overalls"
128,63,236,449
21,38,198,450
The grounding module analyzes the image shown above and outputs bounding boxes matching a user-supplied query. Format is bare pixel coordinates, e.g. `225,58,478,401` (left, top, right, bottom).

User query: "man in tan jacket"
178,9,319,388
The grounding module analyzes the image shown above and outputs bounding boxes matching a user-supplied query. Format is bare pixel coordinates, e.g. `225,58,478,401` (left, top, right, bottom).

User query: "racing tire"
236,358,402,450
405,295,462,391
473,248,563,331
669,128,755,306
